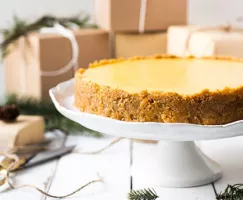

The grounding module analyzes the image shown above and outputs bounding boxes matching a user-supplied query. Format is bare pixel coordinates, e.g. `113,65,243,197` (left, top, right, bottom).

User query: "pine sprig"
0,13,97,58
2,94,102,137
217,184,243,199
128,189,159,200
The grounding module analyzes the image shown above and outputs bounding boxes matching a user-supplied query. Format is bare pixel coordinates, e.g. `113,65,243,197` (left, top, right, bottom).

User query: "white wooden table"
1,132,243,200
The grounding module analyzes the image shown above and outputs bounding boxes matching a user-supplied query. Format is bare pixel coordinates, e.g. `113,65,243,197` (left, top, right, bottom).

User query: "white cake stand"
50,79,243,188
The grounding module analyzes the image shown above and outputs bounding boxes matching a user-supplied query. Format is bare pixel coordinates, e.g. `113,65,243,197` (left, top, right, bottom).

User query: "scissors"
0,145,75,185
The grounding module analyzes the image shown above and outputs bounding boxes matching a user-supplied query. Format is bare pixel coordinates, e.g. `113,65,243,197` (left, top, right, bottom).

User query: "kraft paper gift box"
95,0,187,32
167,25,243,58
0,115,44,149
115,32,167,58
4,29,110,99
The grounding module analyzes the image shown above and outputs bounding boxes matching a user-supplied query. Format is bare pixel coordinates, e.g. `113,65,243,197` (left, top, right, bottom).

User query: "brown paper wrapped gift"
95,0,187,32
167,25,243,58
4,29,110,99
0,115,44,149
115,32,167,58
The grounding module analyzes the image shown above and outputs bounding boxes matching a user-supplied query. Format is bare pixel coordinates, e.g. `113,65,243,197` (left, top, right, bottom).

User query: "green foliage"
217,184,243,200
3,94,102,137
0,13,97,58
128,189,159,200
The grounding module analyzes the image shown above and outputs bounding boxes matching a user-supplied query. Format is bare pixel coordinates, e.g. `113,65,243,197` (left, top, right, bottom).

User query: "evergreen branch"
128,188,159,200
217,184,243,199
2,94,102,137
0,13,97,58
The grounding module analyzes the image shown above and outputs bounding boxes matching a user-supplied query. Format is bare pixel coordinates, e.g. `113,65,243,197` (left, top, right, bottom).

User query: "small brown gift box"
115,32,167,58
95,0,187,32
0,115,44,149
167,25,243,58
4,29,110,99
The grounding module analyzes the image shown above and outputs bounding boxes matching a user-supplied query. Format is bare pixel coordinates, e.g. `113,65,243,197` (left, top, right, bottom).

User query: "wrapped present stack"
4,1,243,101
95,0,187,58
3,1,188,100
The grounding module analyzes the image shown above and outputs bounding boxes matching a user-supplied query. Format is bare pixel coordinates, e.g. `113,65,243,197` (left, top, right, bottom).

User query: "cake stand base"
133,141,222,188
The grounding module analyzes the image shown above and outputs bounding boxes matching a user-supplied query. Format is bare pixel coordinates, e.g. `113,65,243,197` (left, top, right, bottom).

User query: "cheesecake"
74,55,243,125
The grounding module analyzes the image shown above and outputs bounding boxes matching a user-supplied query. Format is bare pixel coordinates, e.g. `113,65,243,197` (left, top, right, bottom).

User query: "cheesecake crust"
75,55,243,125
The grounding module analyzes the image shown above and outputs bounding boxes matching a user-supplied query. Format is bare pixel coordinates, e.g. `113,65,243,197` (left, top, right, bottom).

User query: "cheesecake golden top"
76,56,243,95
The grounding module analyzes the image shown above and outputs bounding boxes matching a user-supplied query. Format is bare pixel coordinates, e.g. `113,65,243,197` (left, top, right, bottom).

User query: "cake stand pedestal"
50,79,243,188
133,140,221,187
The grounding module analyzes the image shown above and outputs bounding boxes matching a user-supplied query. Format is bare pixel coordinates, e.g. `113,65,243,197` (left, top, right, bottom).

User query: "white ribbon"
20,23,79,94
39,23,79,76
138,0,148,33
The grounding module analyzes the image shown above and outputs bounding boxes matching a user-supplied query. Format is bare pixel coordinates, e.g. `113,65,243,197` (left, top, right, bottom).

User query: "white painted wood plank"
46,136,130,200
199,136,243,195
132,141,215,200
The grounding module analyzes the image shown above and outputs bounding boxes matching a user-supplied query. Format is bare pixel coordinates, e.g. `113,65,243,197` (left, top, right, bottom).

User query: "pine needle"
2,94,102,137
217,184,243,199
128,188,159,200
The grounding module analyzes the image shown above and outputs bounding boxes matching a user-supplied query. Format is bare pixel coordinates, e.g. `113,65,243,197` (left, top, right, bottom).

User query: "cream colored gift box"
167,25,243,58
115,32,167,58
0,115,44,148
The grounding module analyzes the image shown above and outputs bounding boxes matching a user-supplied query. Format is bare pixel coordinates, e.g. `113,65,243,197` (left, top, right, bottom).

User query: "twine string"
0,137,123,198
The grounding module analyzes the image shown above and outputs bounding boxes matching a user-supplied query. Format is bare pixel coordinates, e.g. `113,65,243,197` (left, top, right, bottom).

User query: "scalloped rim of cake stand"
50,79,243,142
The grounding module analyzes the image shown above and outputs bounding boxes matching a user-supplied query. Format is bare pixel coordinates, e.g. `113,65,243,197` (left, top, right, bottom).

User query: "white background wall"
1,0,243,96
